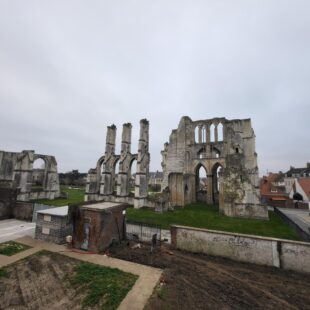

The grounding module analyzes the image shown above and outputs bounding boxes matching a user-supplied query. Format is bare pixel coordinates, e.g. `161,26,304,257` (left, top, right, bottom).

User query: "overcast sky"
0,1,309,175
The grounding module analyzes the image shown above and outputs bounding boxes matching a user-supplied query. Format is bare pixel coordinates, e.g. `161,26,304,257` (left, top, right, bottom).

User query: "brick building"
71,202,127,253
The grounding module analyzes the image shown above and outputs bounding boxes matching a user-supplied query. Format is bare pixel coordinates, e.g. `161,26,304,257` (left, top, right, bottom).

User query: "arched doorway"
212,163,223,204
31,158,46,191
195,164,208,203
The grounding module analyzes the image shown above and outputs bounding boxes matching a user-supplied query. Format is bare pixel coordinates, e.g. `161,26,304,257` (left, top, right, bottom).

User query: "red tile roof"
298,178,310,200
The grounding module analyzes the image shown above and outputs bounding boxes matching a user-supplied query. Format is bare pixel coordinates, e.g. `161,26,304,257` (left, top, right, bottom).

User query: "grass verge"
32,187,85,206
0,241,31,256
127,203,301,241
67,262,138,310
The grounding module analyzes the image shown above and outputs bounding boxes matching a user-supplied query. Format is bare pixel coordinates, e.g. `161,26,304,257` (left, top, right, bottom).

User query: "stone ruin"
0,150,60,201
85,119,150,209
161,116,268,219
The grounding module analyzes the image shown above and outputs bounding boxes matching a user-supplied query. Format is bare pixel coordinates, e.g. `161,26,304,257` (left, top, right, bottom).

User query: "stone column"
101,125,117,196
117,123,132,197
134,119,150,208
206,125,210,143
214,125,218,143
206,174,213,204
198,125,202,143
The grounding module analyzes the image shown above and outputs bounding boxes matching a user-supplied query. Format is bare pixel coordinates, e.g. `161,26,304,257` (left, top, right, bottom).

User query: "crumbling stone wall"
85,119,150,208
161,116,268,219
0,150,60,202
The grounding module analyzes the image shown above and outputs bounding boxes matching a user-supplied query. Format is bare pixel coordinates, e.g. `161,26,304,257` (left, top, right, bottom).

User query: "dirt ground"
109,241,310,310
0,252,88,310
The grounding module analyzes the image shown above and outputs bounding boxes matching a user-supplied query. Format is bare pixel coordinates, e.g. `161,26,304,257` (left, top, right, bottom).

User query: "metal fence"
126,220,162,244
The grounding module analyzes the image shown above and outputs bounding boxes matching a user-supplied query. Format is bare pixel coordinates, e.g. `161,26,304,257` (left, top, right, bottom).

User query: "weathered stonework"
35,207,72,244
0,150,60,202
85,119,150,208
161,116,268,219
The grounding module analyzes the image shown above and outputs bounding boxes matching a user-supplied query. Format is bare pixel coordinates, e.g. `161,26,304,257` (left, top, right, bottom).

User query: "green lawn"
0,241,31,256
32,187,85,206
127,203,301,241
68,262,137,310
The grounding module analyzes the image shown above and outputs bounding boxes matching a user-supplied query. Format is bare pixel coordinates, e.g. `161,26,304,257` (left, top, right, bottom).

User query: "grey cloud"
0,0,309,174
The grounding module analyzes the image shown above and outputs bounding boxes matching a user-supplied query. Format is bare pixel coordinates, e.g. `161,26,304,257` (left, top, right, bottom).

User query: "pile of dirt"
109,241,310,309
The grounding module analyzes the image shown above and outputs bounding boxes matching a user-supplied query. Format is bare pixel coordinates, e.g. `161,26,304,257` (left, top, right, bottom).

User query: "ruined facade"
0,150,60,202
85,119,150,208
161,117,268,219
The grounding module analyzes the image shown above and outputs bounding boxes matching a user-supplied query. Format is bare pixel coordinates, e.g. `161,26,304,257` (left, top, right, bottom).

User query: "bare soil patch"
0,251,136,310
109,241,310,310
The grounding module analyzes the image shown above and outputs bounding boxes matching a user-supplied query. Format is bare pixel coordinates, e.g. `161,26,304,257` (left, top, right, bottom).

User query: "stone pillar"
117,123,132,197
134,119,150,208
198,125,202,143
214,125,218,143
101,125,117,196
206,125,210,143
206,174,213,204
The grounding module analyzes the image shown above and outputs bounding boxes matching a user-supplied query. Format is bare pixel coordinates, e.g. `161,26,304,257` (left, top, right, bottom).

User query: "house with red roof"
289,178,310,203
260,173,290,208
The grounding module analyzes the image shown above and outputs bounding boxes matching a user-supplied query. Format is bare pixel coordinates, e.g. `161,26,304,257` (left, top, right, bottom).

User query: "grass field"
68,262,137,309
32,187,85,206
127,203,301,241
0,241,31,256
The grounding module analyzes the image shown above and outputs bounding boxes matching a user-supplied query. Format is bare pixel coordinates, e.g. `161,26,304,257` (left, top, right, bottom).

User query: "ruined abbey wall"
161,116,268,219
85,119,150,208
0,150,60,202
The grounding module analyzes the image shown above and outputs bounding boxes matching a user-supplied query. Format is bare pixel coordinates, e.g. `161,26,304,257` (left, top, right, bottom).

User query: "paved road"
278,208,310,234
0,219,35,243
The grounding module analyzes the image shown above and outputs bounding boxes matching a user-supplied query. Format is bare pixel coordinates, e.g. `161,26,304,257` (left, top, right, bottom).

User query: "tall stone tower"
117,123,134,198
134,119,150,208
100,125,118,196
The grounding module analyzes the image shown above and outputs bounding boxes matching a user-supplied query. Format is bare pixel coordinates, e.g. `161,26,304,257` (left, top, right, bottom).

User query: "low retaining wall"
274,207,310,242
171,225,310,274
13,201,34,221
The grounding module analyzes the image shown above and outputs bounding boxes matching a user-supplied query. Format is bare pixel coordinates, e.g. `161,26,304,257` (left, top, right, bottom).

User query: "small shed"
35,206,72,244
71,202,127,253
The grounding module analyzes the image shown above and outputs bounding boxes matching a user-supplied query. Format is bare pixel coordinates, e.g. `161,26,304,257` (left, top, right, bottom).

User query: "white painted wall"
171,225,310,274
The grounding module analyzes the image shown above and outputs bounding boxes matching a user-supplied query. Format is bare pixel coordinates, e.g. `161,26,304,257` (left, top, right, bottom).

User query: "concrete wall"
274,207,310,242
0,188,16,219
13,201,34,221
171,225,310,274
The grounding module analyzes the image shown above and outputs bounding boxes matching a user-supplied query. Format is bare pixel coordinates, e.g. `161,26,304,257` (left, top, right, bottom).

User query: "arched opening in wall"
195,164,207,203
293,192,303,201
218,123,223,141
129,158,137,196
212,163,223,204
112,158,119,195
197,147,206,159
195,126,200,143
210,124,215,142
213,147,221,159
31,158,46,191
